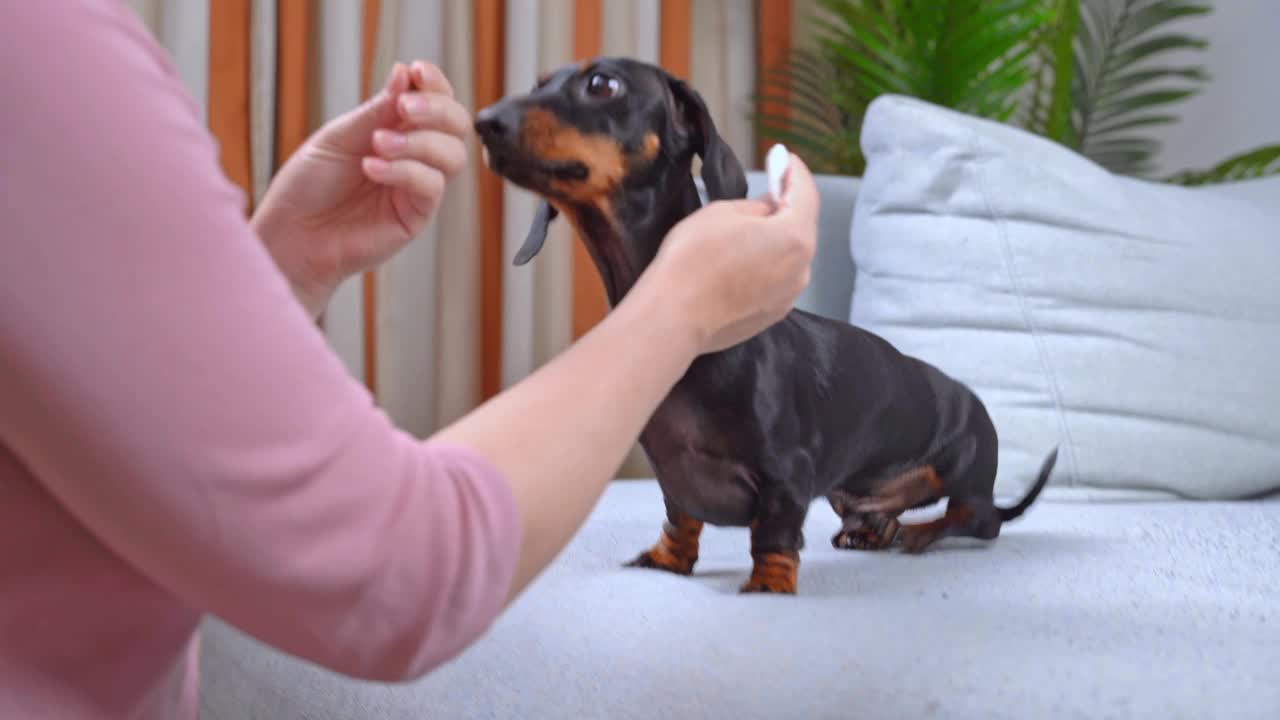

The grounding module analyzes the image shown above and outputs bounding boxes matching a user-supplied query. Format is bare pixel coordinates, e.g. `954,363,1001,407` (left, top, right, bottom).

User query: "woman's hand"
642,153,820,354
251,61,470,317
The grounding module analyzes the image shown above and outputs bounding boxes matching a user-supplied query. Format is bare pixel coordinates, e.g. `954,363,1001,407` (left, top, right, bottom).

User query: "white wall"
1146,2,1280,178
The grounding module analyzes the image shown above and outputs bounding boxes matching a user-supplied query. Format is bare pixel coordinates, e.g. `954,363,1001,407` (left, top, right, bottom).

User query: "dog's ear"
666,76,748,202
513,200,559,266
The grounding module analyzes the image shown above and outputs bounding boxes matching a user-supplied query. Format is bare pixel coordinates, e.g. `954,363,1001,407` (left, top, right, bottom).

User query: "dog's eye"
585,73,622,98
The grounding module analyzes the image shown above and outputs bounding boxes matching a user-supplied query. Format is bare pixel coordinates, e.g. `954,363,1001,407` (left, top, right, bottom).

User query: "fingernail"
399,94,428,118
374,129,407,153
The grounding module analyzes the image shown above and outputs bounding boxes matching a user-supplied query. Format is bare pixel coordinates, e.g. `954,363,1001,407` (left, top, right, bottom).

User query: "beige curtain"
690,0,756,159
248,0,276,208
368,0,481,437
531,1,577,370
501,0,576,389
311,0,368,384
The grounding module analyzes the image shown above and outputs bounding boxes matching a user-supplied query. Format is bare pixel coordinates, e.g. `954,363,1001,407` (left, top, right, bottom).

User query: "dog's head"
473,56,747,265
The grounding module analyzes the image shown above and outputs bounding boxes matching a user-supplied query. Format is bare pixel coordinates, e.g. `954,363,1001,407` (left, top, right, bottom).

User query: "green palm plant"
756,0,1280,186
755,0,1052,175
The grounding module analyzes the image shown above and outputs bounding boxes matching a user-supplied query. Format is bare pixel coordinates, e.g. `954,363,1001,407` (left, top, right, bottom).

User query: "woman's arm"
1,4,522,681
0,1,815,683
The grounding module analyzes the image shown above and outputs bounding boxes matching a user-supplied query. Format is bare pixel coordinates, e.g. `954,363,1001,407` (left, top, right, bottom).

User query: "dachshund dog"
474,57,1058,594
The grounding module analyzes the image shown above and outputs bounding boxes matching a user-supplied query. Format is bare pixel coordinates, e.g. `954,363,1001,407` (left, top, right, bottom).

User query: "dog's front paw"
738,577,796,594
738,551,799,594
624,547,696,575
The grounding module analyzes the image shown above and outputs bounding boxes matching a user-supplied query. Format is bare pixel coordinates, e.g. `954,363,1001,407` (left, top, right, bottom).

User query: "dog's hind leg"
896,498,1002,553
846,467,1004,553
625,496,704,576
847,465,946,515
741,486,808,594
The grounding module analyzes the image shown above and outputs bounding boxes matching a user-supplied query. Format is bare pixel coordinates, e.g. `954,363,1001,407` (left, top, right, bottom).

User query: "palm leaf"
754,44,853,172
1165,145,1280,186
1019,0,1073,141
755,0,1047,177
1071,0,1212,176
1044,0,1079,142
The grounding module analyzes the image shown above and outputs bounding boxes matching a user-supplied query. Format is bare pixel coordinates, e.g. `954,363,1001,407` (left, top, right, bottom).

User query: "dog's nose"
474,105,514,139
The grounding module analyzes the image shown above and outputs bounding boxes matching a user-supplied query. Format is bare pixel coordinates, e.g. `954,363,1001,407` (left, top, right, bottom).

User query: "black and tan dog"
474,57,1058,594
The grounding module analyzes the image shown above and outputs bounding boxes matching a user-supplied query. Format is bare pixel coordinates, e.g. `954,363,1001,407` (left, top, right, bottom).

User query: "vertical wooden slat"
571,0,607,340
275,0,317,331
274,0,315,169
208,0,254,209
659,0,691,78
755,0,792,169
475,0,506,399
360,0,381,395
359,0,380,100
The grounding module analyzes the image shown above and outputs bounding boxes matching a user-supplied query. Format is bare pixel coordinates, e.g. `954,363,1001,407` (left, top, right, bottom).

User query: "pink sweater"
0,2,521,717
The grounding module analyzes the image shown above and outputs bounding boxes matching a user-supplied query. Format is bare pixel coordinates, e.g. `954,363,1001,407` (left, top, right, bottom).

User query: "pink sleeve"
0,3,519,681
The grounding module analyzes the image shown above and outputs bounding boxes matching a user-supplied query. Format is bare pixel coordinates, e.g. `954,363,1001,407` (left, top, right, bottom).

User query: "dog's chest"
639,393,758,526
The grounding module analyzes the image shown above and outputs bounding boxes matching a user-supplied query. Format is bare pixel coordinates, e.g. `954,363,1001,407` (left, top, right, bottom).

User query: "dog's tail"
997,446,1059,522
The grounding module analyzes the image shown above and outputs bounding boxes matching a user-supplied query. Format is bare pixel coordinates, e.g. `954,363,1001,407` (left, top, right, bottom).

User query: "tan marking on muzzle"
519,107,626,204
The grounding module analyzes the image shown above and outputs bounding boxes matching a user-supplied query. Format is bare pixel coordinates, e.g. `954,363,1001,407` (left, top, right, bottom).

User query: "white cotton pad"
765,143,791,206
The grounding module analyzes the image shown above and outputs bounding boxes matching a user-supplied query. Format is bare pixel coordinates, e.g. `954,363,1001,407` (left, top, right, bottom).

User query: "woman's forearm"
432,272,700,605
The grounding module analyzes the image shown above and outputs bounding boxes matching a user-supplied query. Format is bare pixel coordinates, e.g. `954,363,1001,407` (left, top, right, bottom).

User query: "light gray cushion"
847,95,1280,501
200,481,1280,719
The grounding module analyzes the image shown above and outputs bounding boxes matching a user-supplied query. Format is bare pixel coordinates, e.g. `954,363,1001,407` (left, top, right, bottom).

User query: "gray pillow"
847,95,1280,501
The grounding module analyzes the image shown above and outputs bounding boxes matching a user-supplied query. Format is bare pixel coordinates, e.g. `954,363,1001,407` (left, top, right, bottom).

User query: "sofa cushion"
847,95,1280,501
199,481,1280,719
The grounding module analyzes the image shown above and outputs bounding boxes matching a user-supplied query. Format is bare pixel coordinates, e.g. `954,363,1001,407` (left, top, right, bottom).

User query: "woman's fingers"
707,197,775,218
361,157,446,210
396,92,472,139
773,153,819,225
372,129,467,176
410,61,454,98
363,61,466,222
385,62,411,96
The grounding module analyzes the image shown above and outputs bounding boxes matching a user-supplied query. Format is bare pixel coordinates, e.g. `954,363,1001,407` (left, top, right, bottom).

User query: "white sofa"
201,98,1280,719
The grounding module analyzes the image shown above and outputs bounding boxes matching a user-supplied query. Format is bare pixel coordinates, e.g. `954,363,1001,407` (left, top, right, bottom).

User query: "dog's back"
667,305,963,497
